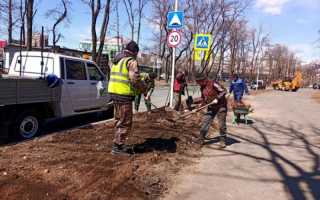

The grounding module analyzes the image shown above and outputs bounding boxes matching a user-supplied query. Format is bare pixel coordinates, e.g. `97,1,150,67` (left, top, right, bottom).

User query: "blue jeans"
234,93,243,102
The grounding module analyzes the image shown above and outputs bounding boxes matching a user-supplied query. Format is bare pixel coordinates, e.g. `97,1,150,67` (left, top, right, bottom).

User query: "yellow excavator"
272,71,303,92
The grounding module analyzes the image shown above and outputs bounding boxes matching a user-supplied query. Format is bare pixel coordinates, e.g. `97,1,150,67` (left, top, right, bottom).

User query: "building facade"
32,33,49,48
79,36,129,60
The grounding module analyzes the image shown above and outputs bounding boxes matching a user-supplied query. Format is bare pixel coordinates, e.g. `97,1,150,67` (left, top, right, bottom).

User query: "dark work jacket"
199,80,228,111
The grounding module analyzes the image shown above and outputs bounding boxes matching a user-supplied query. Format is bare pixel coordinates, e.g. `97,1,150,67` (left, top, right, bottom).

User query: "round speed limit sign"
167,31,181,48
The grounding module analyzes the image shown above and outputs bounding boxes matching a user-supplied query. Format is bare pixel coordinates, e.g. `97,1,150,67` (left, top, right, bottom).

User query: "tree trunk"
20,0,26,44
116,0,120,52
8,0,13,44
137,0,143,46
96,0,111,65
91,0,100,62
52,0,68,48
26,0,34,50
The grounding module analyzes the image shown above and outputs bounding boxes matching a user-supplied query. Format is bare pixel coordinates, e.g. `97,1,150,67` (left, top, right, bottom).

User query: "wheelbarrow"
232,106,254,124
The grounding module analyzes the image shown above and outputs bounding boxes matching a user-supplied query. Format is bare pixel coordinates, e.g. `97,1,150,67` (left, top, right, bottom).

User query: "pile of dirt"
0,110,210,200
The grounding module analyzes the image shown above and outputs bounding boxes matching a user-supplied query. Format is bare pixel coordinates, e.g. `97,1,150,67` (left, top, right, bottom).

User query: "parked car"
250,80,266,90
139,65,154,74
0,51,113,140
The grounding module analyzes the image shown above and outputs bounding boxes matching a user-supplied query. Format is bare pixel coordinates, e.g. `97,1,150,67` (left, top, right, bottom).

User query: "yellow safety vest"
108,57,135,96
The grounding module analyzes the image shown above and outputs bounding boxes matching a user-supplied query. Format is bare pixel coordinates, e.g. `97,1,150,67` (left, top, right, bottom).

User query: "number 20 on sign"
167,31,181,48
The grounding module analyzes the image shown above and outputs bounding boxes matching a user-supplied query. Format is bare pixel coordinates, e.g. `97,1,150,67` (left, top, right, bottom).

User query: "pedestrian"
108,41,147,156
229,74,249,105
173,70,187,111
134,72,157,113
193,73,228,148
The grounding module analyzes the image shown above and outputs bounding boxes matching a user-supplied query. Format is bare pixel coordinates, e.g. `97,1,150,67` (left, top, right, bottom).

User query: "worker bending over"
134,72,157,112
193,73,228,148
173,71,187,111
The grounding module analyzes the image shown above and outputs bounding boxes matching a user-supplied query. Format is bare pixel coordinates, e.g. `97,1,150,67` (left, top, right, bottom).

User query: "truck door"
65,59,92,112
86,62,108,109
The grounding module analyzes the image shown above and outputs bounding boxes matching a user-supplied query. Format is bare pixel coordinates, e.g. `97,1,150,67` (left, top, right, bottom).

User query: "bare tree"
19,0,27,44
265,44,300,81
26,0,34,50
96,0,111,64
83,0,112,63
123,0,135,41
8,0,13,43
0,0,20,44
137,0,149,45
137,0,303,83
115,0,120,51
46,0,70,48
90,0,100,62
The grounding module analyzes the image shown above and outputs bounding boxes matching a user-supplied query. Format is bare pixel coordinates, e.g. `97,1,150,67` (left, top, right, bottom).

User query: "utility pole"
169,0,178,108
256,63,260,91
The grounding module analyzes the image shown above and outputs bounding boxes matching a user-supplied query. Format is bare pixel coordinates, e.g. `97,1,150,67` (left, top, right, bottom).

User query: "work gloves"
211,99,218,104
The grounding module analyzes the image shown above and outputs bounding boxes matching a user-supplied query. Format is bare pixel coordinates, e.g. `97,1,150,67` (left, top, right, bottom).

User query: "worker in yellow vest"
108,41,147,156
134,72,157,113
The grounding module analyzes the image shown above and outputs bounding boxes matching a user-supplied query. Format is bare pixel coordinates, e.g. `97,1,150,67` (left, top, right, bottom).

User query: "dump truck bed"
0,77,60,106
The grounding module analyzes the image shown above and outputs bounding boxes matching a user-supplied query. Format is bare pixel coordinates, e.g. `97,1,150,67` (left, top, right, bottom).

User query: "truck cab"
1,51,112,139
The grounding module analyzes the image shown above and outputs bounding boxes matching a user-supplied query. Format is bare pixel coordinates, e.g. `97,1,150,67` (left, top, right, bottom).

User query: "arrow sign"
167,11,184,29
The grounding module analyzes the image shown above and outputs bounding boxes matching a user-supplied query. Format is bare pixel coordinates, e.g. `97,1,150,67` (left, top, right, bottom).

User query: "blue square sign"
167,11,184,29
194,34,212,50
196,36,209,49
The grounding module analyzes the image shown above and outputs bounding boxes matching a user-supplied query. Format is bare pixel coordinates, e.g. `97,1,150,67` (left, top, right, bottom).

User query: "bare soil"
0,110,206,200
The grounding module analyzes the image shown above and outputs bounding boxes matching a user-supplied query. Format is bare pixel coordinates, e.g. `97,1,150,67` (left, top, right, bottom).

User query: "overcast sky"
28,0,320,63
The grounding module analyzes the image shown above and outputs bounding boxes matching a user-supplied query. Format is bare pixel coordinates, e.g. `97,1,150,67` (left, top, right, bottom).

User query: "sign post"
193,34,212,62
169,0,181,108
256,64,260,91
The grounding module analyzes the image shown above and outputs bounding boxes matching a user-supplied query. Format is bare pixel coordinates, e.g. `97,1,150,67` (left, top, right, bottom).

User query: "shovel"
168,101,217,123
150,102,166,112
185,85,194,111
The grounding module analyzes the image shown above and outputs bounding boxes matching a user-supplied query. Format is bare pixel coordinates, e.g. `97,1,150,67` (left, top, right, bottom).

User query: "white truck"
0,51,112,140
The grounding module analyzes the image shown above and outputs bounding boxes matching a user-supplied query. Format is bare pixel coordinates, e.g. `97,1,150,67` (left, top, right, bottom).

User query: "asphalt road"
137,85,201,112
164,89,320,200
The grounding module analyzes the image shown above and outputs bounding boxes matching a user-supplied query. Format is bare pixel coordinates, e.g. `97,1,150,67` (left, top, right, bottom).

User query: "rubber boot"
111,144,132,156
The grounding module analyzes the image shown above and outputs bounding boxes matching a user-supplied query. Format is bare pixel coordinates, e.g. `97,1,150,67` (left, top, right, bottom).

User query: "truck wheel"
14,111,42,139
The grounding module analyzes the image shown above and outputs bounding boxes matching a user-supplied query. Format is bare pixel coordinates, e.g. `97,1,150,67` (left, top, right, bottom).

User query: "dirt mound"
0,110,207,200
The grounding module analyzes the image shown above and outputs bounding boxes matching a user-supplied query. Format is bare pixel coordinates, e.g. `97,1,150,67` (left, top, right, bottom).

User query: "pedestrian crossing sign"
194,34,212,50
167,11,184,29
